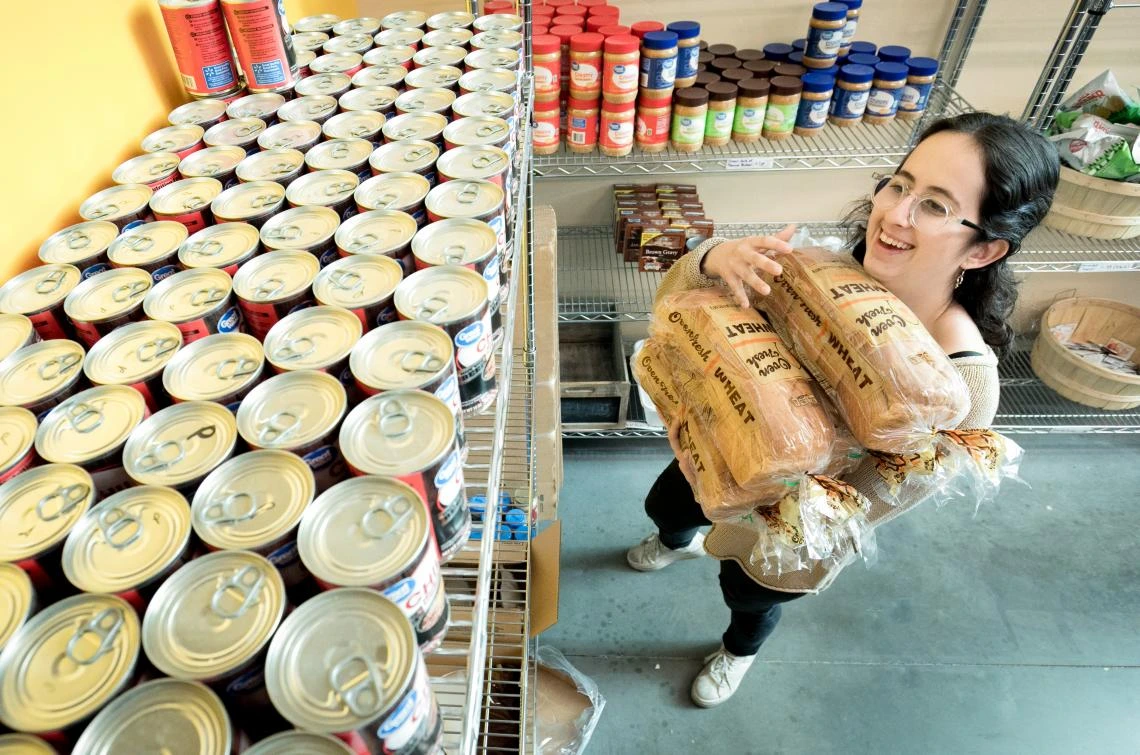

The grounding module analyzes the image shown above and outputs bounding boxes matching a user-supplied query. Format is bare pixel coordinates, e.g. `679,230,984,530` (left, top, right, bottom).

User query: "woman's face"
863,131,993,292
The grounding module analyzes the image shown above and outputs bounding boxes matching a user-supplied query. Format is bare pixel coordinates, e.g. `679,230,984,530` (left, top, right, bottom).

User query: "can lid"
847,52,879,67
334,16,381,36
426,10,475,30
906,56,939,76
348,320,453,392
295,72,353,98
340,85,400,113
738,77,772,97
812,2,849,21
161,332,264,403
722,68,754,83
0,313,34,363
231,249,319,305
878,45,912,63
405,64,463,90
237,148,305,183
71,678,231,755
85,319,182,387
334,209,418,255
570,31,604,52
603,34,639,54
630,20,664,38
0,462,94,561
257,120,323,151
244,730,355,755
178,222,260,270
394,264,489,327
323,111,386,141
381,9,426,29
849,40,877,55
353,172,428,213
227,92,287,121
143,266,233,325
0,562,34,655
265,587,417,732
169,98,229,127
323,33,373,54
666,20,700,39
874,61,909,81
443,115,510,147
532,33,560,54
0,593,139,732
465,47,522,71
36,384,146,465
549,25,580,45
351,63,406,89
0,406,36,476
179,145,246,179
412,217,497,267
762,42,793,61
0,338,85,409
151,177,224,217
236,370,347,451
474,12,523,32
143,550,285,679
338,387,456,476
264,305,362,373
112,152,181,186
123,400,237,488
80,184,154,224
382,111,449,142
395,87,457,115
107,221,188,267
362,45,416,68
705,81,739,101
774,62,806,78
295,14,340,33
63,266,151,324
801,71,836,92
313,254,403,310
38,220,120,265
412,44,467,67
471,29,523,49
458,67,517,94
452,91,515,119
425,178,505,221
260,206,340,254
62,485,191,595
285,169,359,210
279,96,339,124
436,144,510,181
142,124,203,153
769,75,804,97
203,118,266,148
673,87,710,108
422,28,474,47
376,27,426,48
839,63,875,84
211,180,286,221
711,56,742,72
304,139,373,174
191,450,315,551
292,31,331,52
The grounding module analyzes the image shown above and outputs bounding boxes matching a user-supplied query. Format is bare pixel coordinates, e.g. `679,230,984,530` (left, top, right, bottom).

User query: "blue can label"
217,306,242,333
268,539,300,569
302,445,337,470
151,264,179,283
121,220,147,233
638,54,677,90
676,45,699,79
319,246,339,266
80,262,112,280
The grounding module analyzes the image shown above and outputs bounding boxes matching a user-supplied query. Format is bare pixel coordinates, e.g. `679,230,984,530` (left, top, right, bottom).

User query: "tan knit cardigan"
655,238,1001,594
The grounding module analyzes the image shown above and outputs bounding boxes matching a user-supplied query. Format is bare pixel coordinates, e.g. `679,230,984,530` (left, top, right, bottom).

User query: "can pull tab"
200,491,264,525
181,194,208,211
476,122,505,138
122,234,155,252
34,268,70,295
136,336,180,363
270,334,317,362
349,126,369,138
271,161,294,176
96,502,143,549
152,161,179,177
349,233,380,251
471,153,504,170
189,239,223,257
190,286,228,307
370,192,400,209
325,182,354,197
257,409,301,445
441,244,468,264
404,146,432,162
235,123,260,137
403,100,424,112
210,565,265,619
376,397,413,439
393,127,417,140
250,193,279,210
414,293,450,321
328,269,365,294
492,55,513,67
65,230,93,250
252,276,286,300
328,653,387,718
88,203,121,220
38,351,82,381
66,607,125,666
396,348,444,375
264,224,302,242
36,482,90,521
330,142,351,159
64,400,106,434
215,356,260,381
360,492,414,539
112,280,150,303
135,438,186,473
455,182,481,205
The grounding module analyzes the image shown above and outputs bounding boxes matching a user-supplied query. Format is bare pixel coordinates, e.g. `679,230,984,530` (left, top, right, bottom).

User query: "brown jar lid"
707,43,737,57
734,49,765,62
673,86,710,107
722,68,754,83
768,75,803,96
774,63,807,78
698,40,709,51
738,78,770,97
710,57,742,73
705,81,739,101
695,71,721,87
697,51,714,66
743,60,778,79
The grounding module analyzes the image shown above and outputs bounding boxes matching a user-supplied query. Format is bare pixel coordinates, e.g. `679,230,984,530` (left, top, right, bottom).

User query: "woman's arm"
653,226,797,308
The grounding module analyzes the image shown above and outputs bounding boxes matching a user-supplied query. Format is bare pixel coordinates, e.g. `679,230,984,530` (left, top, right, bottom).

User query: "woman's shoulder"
929,302,989,357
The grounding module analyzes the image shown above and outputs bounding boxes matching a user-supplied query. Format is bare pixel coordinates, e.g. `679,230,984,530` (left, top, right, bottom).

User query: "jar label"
568,113,598,146
866,87,900,116
602,118,634,148
570,60,600,89
533,119,559,147
636,110,670,144
899,81,934,112
534,63,559,94
830,88,869,119
676,45,700,79
805,27,843,59
795,99,831,129
732,104,766,135
762,101,798,135
607,63,639,93
704,108,734,138
670,112,706,144
842,18,858,44
639,54,677,91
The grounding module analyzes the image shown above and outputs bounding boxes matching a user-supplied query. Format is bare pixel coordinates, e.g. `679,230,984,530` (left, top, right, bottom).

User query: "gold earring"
955,270,965,289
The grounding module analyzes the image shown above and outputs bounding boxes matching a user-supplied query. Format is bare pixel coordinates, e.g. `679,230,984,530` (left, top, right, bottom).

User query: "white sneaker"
626,531,706,572
690,646,756,708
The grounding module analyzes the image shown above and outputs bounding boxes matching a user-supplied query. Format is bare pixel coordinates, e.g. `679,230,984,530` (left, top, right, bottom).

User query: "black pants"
645,460,805,657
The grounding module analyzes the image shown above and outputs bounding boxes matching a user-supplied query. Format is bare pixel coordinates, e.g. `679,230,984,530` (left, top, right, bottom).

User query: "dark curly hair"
846,112,1060,359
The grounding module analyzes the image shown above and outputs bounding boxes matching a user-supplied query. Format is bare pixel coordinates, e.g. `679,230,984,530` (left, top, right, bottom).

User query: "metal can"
260,205,341,266
339,389,468,560
351,64,406,90
310,52,364,77
313,254,402,332
220,0,298,93
324,33,374,56
71,678,233,755
142,124,206,160
305,138,373,182
112,152,182,191
474,13,523,32
237,147,306,186
145,267,242,343
382,111,447,148
323,111,386,145
150,176,224,233
394,87,456,117
0,593,140,746
442,114,510,151
0,463,94,592
142,550,286,730
422,28,473,49
382,9,427,30
0,406,37,484
191,450,316,587
452,90,516,131
84,320,182,412
458,66,518,96
436,143,509,188
179,221,261,274
339,85,399,115
349,320,465,458
0,734,55,753
210,86,250,104
296,71,353,99
286,169,360,222
334,16,382,36
426,177,506,247
404,64,462,91
107,221,189,282
0,265,81,340
265,587,443,754
299,476,449,652
78,184,154,233
227,91,287,124
158,0,239,97
210,179,286,227
37,221,119,278
179,144,246,189
0,313,38,365
334,209,417,274
232,249,319,338
123,400,238,493
236,370,348,492
376,27,425,51
277,94,338,124
263,305,362,385
162,332,265,408
294,14,339,35
464,46,521,74
0,339,87,419
355,172,432,227
296,48,316,77
426,10,475,31
395,266,496,414
61,486,192,612
63,267,152,348
292,30,330,54
203,117,267,155
258,119,323,152
169,97,230,129
412,218,501,342
412,43,466,69
0,562,37,650
36,385,149,497
469,29,523,51
362,44,415,70
246,731,355,755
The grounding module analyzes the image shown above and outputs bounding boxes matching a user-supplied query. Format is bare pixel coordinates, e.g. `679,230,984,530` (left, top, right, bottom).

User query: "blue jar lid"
642,30,679,49
906,56,939,76
878,44,912,63
840,0,863,8
849,41,877,55
838,63,874,84
793,38,807,52
505,508,527,528
820,64,841,77
812,2,849,21
666,21,701,40
802,72,835,92
847,53,879,67
789,51,804,65
874,61,909,81
763,42,794,61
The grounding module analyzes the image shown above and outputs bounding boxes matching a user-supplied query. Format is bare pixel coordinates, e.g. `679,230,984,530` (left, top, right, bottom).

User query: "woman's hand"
701,224,797,308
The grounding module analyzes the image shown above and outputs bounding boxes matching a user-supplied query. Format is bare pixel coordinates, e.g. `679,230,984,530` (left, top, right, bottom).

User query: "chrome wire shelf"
534,83,971,177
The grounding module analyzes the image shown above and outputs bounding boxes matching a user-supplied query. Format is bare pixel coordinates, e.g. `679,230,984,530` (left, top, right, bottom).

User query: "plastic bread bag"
536,646,606,755
758,247,970,454
629,337,683,427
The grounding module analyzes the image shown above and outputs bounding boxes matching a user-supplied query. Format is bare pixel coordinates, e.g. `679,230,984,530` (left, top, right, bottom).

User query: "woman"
626,112,1060,708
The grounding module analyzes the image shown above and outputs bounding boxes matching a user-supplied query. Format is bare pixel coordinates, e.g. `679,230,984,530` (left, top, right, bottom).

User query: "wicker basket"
1041,166,1140,240
1030,297,1140,410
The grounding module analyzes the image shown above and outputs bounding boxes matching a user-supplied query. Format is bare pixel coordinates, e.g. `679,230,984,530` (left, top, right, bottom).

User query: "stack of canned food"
0,4,528,753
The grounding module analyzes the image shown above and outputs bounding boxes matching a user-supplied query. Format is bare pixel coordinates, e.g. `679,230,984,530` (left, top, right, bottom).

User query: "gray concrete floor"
540,435,1140,755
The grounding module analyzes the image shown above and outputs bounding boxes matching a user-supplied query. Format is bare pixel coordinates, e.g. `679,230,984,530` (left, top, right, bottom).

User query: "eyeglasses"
872,175,988,238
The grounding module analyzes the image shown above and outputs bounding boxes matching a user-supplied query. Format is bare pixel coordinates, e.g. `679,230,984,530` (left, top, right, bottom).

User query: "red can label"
72,319,103,348
29,308,70,340
159,0,239,96
0,449,36,484
222,0,297,90
158,208,213,234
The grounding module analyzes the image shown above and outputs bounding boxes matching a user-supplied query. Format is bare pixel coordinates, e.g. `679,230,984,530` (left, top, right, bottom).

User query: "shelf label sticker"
1076,260,1140,273
726,157,776,171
